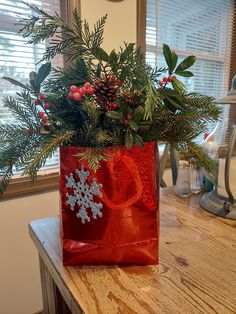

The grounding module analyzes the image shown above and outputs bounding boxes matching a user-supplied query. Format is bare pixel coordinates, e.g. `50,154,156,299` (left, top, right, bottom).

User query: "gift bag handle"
101,155,143,210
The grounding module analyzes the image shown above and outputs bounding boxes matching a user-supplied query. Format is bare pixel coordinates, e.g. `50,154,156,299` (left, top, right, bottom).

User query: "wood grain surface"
29,188,236,314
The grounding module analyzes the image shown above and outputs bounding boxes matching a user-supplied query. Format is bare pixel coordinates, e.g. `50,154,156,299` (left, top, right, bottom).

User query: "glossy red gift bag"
60,142,159,265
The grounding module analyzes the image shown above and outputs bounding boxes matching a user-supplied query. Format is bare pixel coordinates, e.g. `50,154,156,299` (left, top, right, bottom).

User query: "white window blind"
146,0,235,144
0,0,63,171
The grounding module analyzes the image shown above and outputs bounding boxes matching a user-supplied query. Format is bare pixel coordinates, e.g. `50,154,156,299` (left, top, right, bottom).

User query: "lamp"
200,75,236,219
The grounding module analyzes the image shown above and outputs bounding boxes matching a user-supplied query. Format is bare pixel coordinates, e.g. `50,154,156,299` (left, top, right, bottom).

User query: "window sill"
2,172,59,200
1,143,172,200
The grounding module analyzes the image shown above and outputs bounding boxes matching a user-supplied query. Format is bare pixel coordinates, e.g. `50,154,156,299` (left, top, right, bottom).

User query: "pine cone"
93,76,121,104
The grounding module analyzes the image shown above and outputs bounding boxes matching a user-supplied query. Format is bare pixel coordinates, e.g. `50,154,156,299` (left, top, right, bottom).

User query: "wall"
0,191,59,314
80,0,137,52
0,1,137,313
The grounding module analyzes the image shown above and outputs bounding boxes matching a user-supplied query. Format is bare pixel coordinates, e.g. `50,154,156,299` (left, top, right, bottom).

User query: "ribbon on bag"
100,154,143,210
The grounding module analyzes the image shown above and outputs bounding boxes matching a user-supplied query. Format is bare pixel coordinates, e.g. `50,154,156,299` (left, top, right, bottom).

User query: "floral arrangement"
0,3,221,195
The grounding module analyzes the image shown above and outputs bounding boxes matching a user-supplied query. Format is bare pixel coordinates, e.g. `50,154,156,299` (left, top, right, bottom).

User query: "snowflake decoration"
65,165,103,224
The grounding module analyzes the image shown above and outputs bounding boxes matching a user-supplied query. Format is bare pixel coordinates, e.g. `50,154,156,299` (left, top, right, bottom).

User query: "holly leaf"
95,63,102,78
175,70,193,77
171,50,178,72
175,56,196,73
125,130,133,150
163,44,173,71
76,58,88,80
165,95,184,110
106,111,123,120
29,71,38,91
2,77,31,91
171,78,185,95
93,47,109,62
133,106,144,120
109,50,118,65
163,44,178,74
120,43,135,62
128,120,138,132
35,62,51,87
133,133,144,147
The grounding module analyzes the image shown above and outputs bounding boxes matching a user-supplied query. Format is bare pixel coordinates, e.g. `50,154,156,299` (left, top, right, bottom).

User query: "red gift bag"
59,142,159,265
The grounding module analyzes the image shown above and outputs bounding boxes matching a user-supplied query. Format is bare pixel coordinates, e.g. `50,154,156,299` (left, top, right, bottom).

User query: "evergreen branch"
42,38,75,61
2,77,32,91
144,80,161,120
76,147,117,171
15,90,41,124
22,130,76,180
2,96,37,127
0,123,38,141
174,141,217,173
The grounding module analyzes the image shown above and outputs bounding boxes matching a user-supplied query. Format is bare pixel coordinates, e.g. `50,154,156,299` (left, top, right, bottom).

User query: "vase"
59,142,159,265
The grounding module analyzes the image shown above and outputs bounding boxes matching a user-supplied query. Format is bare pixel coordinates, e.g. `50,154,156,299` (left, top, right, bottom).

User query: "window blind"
146,0,235,144
0,0,62,171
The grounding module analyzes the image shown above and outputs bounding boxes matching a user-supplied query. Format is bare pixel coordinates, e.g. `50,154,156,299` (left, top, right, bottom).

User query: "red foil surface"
60,142,159,265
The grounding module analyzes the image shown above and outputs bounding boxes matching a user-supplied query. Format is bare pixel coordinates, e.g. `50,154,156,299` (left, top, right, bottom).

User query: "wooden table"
29,188,236,314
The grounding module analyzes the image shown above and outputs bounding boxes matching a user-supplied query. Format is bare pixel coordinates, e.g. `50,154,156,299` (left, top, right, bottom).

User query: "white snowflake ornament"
65,165,103,224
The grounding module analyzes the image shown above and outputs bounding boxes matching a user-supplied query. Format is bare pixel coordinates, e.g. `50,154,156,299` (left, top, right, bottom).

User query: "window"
0,0,63,173
0,0,64,197
146,0,235,144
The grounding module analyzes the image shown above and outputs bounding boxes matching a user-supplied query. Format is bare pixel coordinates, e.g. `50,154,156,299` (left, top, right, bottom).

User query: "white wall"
0,191,59,314
0,1,137,313
81,0,137,52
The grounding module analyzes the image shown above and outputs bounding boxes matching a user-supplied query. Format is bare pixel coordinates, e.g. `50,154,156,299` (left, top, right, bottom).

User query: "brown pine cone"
93,75,121,104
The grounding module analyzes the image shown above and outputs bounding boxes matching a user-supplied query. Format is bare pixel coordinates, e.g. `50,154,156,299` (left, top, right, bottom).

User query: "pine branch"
174,141,217,173
2,96,37,127
0,123,38,142
22,130,76,180
76,147,117,171
144,80,161,120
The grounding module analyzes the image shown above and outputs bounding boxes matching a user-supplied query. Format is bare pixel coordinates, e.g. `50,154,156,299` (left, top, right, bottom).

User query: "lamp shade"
215,75,236,104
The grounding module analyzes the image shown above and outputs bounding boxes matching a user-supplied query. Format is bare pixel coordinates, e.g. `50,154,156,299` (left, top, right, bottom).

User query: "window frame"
1,0,81,199
137,0,236,171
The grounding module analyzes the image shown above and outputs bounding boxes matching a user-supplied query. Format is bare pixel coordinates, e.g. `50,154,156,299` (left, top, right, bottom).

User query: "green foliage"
76,147,117,171
0,7,222,195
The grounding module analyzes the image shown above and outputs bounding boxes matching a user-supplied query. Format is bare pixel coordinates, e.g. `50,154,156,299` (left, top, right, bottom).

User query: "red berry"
67,92,74,101
79,87,86,96
111,103,117,109
171,74,176,80
73,92,82,102
44,102,50,109
159,81,164,87
162,77,169,83
86,87,95,95
38,112,44,117
124,119,129,126
40,94,46,101
104,105,109,111
127,114,132,120
84,82,91,89
70,85,78,93
34,99,40,105
43,122,49,127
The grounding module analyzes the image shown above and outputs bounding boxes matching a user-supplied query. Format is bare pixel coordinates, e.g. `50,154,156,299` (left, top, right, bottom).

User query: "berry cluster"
159,74,176,87
34,94,50,110
38,111,48,126
123,114,133,126
67,82,95,102
104,102,117,112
